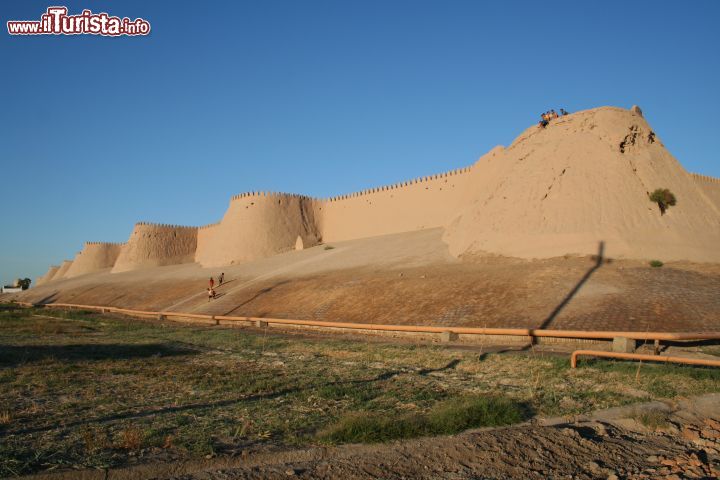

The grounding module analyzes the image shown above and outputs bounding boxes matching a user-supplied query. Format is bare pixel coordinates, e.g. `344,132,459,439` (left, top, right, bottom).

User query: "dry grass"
118,426,144,451
1,305,719,476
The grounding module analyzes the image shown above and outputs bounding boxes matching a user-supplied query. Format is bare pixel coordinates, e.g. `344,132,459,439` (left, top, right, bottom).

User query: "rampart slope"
195,193,320,267
65,242,124,278
443,107,720,262
112,223,198,273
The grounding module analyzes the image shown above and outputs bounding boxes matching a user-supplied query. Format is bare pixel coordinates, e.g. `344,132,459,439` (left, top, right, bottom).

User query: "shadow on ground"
0,342,198,367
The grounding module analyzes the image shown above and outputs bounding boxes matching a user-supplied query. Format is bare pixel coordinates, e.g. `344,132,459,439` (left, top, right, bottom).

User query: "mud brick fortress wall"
65,242,125,278
112,223,198,273
691,173,720,211
315,167,472,243
193,168,472,267
195,193,320,267
36,107,720,283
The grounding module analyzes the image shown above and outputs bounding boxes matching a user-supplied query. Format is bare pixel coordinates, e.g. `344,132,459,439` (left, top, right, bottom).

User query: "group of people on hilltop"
539,108,569,128
207,272,225,301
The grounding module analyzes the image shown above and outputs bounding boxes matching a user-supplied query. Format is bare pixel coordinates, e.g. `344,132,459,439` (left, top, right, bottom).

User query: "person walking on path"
218,273,224,285
209,277,214,289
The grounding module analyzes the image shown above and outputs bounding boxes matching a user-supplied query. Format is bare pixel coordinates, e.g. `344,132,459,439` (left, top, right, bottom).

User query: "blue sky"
1,0,719,284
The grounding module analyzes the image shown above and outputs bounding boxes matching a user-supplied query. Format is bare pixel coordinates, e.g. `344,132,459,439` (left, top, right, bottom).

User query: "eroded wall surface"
443,107,720,262
112,223,198,273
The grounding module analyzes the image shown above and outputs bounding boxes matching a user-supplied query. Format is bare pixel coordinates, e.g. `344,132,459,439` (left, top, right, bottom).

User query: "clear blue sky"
1,0,719,285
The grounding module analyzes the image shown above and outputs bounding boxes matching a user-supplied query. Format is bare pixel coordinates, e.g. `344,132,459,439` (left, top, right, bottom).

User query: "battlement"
320,165,472,203
230,191,316,202
225,165,473,205
134,222,198,230
84,241,126,247
198,222,220,230
691,173,720,184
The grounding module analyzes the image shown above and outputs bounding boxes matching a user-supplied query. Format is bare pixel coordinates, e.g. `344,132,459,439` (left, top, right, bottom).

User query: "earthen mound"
443,107,720,261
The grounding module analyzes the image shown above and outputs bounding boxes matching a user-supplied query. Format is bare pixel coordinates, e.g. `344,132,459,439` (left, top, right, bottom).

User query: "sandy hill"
444,107,720,262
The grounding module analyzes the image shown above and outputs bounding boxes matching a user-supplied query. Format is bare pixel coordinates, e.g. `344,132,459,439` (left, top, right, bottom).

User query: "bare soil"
9,230,720,333
24,395,720,480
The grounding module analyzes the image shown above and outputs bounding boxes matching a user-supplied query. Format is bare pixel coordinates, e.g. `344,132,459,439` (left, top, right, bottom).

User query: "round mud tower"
112,223,198,273
195,193,320,267
53,260,74,280
65,242,124,278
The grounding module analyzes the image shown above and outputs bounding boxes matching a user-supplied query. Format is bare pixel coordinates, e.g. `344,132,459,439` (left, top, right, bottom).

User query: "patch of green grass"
645,378,678,398
649,260,664,268
317,382,378,403
427,395,528,433
633,408,670,431
319,412,428,443
319,395,528,443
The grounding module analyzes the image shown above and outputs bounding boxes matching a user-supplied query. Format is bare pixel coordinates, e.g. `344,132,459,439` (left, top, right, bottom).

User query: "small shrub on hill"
649,260,663,268
649,188,676,215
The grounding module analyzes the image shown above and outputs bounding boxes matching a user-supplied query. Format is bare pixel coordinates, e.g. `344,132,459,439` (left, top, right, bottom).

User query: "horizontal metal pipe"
571,350,720,368
159,311,214,320
9,300,720,342
214,314,720,341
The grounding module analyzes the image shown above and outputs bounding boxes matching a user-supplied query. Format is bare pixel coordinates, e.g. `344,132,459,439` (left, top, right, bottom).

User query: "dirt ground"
23,394,720,480
162,395,720,480
2,308,719,480
8,230,720,333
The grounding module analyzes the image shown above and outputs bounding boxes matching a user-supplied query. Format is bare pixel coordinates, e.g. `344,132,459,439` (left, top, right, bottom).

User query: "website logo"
7,6,151,36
